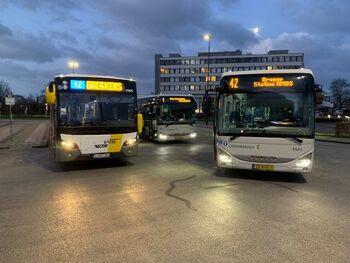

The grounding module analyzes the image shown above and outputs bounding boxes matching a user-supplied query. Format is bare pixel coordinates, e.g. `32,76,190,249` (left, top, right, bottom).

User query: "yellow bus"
45,74,143,162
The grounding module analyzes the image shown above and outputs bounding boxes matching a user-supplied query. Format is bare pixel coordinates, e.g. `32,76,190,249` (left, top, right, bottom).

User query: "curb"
0,145,10,150
0,122,9,128
315,138,350,145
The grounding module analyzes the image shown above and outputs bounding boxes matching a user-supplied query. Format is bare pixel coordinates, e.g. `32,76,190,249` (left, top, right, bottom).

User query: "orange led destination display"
229,78,239,89
169,97,192,103
253,77,294,88
86,81,124,92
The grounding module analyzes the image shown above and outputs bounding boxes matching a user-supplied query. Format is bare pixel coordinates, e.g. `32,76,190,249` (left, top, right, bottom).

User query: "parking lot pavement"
0,126,349,262
0,119,48,147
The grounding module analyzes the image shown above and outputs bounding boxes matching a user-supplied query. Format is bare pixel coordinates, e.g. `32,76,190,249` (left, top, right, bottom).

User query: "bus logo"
95,144,107,149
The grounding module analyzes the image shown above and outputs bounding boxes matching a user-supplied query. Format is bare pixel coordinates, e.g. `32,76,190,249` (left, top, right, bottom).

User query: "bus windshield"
58,92,136,128
218,74,315,137
158,103,196,125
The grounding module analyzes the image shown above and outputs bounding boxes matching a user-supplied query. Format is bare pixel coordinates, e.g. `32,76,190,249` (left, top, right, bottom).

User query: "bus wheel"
216,167,229,177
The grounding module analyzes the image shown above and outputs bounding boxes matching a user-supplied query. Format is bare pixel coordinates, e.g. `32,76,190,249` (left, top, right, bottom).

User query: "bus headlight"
296,153,312,168
159,134,168,140
125,138,137,146
217,148,233,165
60,140,77,150
190,132,197,138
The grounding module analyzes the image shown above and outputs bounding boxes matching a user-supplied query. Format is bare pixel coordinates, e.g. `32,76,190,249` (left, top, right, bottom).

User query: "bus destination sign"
229,76,294,89
253,77,294,88
161,97,192,103
70,80,124,92
169,97,192,103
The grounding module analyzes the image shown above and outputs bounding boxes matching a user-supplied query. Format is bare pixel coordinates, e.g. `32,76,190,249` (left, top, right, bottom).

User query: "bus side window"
143,105,151,120
152,105,158,119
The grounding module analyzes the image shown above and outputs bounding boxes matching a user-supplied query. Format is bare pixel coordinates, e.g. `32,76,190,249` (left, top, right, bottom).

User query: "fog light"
217,148,233,165
219,154,232,164
125,138,137,146
190,132,197,138
296,154,312,168
61,140,76,150
159,134,168,140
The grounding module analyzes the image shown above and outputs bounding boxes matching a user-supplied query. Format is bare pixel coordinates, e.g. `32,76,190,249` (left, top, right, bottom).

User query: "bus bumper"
55,143,138,162
217,148,313,173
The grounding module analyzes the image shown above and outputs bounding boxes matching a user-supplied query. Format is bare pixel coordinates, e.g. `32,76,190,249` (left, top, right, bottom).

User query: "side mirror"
315,84,324,105
45,82,56,105
48,81,55,92
137,112,143,134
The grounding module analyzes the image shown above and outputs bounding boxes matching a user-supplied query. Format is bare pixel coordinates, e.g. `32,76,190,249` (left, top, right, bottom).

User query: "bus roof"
138,94,195,99
53,74,136,82
221,68,313,79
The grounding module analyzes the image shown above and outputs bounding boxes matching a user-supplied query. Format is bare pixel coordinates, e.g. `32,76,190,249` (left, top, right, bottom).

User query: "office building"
155,50,304,109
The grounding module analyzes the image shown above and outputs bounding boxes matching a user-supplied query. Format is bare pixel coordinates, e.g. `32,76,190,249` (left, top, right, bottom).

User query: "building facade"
155,50,304,110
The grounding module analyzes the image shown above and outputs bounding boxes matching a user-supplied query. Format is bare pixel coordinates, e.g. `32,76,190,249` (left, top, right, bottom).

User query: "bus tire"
216,166,229,177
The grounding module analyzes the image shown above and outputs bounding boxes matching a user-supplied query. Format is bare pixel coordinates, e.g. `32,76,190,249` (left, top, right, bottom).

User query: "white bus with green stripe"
45,74,143,162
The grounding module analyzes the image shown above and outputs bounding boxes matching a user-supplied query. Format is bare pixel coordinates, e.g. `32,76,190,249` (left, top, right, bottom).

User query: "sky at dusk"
0,0,349,96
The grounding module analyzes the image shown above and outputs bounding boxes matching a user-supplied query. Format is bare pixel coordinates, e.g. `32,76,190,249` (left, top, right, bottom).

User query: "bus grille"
233,155,294,163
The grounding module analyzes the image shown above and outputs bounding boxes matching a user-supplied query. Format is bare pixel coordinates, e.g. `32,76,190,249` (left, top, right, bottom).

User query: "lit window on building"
160,68,169,74
205,76,217,82
201,67,208,73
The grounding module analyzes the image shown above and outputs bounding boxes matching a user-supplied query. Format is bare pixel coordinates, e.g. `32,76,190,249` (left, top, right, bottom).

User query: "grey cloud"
0,60,59,95
0,0,261,95
265,32,350,88
273,0,350,34
88,0,252,46
299,0,350,34
0,29,62,63
0,0,77,10
0,22,12,36
207,18,259,48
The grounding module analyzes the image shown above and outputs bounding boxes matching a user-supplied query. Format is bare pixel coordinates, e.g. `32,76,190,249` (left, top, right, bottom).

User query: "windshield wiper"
229,128,266,141
289,137,303,144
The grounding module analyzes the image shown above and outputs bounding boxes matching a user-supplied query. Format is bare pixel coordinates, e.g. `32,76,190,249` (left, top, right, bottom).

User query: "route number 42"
229,78,239,89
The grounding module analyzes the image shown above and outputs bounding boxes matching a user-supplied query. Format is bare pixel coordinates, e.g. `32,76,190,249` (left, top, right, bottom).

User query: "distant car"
334,110,343,116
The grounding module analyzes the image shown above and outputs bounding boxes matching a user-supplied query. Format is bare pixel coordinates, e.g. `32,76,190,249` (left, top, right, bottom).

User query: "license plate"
252,164,274,171
93,153,110,159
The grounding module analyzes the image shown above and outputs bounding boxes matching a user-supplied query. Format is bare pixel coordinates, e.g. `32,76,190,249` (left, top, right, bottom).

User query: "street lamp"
68,60,79,73
203,33,212,91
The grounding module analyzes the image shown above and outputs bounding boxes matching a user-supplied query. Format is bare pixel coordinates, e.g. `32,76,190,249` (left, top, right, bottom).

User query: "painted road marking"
25,124,47,144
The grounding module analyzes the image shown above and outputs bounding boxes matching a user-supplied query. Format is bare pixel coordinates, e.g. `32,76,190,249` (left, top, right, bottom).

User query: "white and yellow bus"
215,69,321,173
138,94,197,141
45,74,143,162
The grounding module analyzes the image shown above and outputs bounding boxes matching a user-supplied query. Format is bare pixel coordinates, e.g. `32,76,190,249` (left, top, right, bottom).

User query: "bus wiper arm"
229,129,265,140
290,137,303,144
229,135,239,141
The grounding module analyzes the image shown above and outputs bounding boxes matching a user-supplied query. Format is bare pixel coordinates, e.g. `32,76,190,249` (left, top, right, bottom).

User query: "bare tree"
0,80,12,103
330,79,350,109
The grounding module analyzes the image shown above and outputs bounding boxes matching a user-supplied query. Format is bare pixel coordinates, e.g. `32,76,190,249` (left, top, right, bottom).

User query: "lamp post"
68,60,79,74
203,33,212,91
